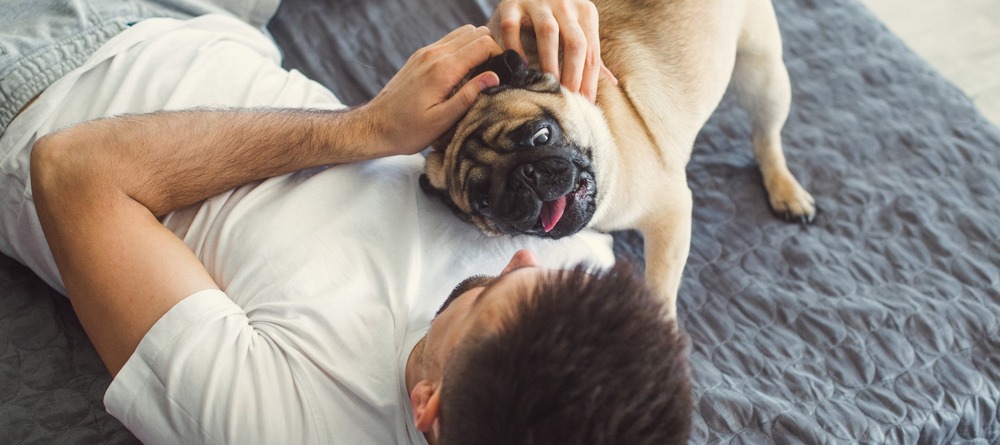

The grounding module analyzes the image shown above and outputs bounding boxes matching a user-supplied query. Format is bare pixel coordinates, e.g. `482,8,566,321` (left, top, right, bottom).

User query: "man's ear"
409,380,442,432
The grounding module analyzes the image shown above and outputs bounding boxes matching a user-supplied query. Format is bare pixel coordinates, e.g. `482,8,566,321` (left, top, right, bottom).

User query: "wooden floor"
859,0,1000,127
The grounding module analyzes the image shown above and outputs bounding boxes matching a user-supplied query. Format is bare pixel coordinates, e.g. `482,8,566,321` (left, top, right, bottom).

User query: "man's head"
407,250,691,444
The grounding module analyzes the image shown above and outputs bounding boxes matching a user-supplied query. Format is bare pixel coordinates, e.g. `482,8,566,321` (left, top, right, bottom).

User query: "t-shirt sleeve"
104,289,324,445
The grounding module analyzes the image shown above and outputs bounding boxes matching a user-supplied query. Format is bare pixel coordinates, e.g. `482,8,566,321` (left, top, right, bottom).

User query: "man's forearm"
33,107,385,216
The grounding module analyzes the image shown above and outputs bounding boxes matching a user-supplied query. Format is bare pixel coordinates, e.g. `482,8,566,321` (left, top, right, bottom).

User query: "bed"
2,0,998,442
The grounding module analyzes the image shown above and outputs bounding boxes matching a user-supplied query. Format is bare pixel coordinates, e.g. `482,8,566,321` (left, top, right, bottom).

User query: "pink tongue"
540,195,568,233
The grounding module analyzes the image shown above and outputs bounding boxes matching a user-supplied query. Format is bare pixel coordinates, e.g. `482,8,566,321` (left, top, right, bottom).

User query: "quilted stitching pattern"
0,255,140,444
671,0,1000,441
2,0,998,442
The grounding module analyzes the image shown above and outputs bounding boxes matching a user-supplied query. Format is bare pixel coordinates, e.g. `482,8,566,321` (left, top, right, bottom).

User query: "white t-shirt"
0,14,614,445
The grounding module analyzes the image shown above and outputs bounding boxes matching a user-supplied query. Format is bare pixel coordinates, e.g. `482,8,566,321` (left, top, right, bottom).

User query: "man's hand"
363,25,502,157
489,0,615,102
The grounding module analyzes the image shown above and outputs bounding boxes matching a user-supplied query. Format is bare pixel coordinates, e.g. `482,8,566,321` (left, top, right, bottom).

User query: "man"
2,0,690,443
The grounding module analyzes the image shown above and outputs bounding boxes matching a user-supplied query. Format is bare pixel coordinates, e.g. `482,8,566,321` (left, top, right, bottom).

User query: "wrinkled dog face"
421,51,602,239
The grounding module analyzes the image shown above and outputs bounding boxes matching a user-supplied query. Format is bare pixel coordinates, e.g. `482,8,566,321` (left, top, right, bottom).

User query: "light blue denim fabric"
0,0,281,133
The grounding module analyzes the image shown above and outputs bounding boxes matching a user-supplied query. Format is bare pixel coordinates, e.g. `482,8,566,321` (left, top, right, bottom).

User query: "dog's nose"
516,163,539,185
513,158,572,199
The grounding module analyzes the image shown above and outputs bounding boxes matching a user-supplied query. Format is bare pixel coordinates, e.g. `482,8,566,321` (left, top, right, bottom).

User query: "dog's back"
595,0,768,152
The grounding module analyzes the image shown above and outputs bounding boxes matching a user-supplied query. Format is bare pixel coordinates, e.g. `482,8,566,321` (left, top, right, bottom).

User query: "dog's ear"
423,151,448,190
472,49,560,93
469,50,526,86
419,172,473,223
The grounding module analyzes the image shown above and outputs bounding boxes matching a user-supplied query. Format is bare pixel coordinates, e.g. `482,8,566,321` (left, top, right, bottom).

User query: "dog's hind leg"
731,0,815,223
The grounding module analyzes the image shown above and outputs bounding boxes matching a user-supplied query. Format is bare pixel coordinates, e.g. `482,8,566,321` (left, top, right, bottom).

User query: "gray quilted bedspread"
3,0,999,443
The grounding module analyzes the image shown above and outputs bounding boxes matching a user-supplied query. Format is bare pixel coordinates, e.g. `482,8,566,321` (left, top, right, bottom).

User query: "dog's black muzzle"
478,154,596,238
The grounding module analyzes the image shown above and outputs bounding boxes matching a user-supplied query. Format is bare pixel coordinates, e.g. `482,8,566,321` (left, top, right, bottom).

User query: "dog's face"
421,50,611,239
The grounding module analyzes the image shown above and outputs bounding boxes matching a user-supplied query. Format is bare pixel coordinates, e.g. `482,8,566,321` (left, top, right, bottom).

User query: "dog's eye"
473,196,491,216
471,188,491,214
531,127,550,146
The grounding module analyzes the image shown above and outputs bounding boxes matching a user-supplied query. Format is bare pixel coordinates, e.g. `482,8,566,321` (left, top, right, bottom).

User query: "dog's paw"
765,173,816,224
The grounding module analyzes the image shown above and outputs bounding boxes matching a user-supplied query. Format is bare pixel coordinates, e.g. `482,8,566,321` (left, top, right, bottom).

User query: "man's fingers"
440,26,493,53
426,25,491,62
421,27,499,95
578,59,599,102
487,0,608,100
577,2,602,101
446,31,503,79
497,5,526,57
436,71,499,124
439,24,479,45
556,18,587,94
414,25,486,67
527,5,561,80
550,3,586,92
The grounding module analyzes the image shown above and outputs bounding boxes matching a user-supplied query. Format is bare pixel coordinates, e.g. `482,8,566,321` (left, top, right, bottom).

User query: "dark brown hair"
438,261,692,444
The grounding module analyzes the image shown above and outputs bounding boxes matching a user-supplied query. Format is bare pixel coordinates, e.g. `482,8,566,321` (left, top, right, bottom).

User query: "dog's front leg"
732,0,815,223
638,186,693,320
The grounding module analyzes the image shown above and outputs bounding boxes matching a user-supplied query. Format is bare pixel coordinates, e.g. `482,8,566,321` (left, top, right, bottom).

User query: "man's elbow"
30,132,79,200
29,131,112,212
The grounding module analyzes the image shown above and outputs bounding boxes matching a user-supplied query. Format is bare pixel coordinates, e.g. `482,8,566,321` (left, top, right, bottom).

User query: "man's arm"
30,25,501,374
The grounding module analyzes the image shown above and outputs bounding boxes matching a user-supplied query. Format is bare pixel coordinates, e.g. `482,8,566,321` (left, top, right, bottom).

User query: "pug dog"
420,0,815,319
